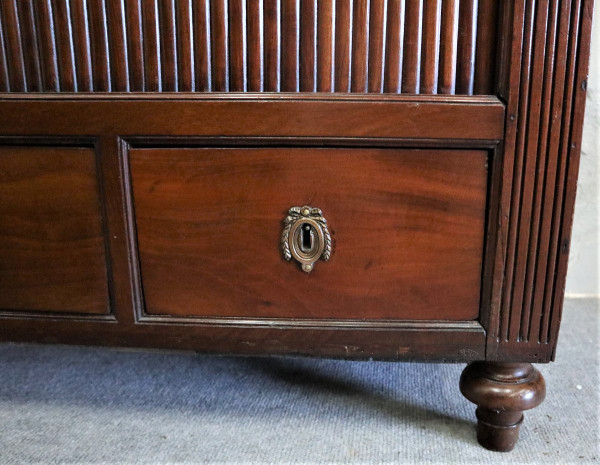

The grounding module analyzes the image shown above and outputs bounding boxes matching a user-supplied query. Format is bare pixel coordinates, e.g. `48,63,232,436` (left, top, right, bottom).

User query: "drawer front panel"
0,146,109,315
130,147,487,321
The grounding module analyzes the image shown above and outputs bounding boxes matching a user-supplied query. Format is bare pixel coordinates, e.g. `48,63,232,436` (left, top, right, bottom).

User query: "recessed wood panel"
0,146,109,314
130,147,487,321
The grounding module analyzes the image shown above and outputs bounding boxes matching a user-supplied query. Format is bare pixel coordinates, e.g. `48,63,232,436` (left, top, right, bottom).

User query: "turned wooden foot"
459,362,546,452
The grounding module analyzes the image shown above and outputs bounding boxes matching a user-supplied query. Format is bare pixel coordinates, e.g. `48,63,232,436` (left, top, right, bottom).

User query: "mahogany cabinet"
0,0,593,452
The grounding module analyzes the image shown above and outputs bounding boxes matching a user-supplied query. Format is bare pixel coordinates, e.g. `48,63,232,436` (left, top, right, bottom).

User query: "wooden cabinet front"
129,147,487,321
0,0,592,366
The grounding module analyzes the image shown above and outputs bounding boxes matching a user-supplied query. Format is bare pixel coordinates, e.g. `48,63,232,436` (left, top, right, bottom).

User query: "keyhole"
300,224,314,253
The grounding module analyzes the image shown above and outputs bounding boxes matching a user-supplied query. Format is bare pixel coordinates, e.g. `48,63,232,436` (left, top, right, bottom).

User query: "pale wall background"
566,0,600,297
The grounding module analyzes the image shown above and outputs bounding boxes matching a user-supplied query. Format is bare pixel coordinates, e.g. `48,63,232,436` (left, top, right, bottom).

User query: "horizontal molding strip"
0,93,505,141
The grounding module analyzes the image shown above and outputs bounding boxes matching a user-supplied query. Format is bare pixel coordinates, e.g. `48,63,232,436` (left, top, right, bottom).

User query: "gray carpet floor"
0,298,597,465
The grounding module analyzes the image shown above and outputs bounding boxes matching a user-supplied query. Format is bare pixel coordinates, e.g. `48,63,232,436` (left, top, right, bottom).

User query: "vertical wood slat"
158,0,177,91
438,0,459,94
383,0,404,93
350,0,369,92
246,0,263,91
125,0,145,91
521,0,560,341
106,0,129,91
0,10,8,91
456,0,478,95
334,0,352,91
0,0,500,95
527,2,574,342
281,0,299,91
474,0,498,94
401,0,422,93
420,0,441,94
1,0,26,91
494,1,514,99
228,0,246,91
487,0,594,361
299,0,316,91
70,0,93,91
33,0,59,91
51,0,76,91
546,0,590,346
316,0,334,92
15,0,42,91
499,0,536,342
176,0,193,91
142,0,161,91
507,0,550,343
540,0,579,343
368,0,386,93
538,0,577,343
263,0,279,91
193,0,211,91
210,0,228,91
88,0,110,91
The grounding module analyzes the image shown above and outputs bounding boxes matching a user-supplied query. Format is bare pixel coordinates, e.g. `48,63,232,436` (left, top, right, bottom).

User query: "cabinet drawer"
0,146,109,315
129,148,487,321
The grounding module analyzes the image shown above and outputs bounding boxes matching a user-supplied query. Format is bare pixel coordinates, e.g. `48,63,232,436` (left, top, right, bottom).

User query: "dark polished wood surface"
0,94,500,362
0,0,498,94
130,147,487,320
0,0,594,452
460,361,546,452
0,0,592,364
0,146,109,315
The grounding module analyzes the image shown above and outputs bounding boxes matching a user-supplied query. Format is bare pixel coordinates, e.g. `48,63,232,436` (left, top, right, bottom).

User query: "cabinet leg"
459,362,546,452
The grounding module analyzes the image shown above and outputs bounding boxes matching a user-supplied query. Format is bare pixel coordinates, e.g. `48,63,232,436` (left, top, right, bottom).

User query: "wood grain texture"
228,0,246,91
438,0,459,94
70,0,93,91
420,0,442,94
401,0,422,93
367,0,386,93
0,315,486,361
15,0,42,91
87,0,110,91
158,0,177,91
334,0,352,91
281,0,299,91
192,0,211,91
1,0,26,92
210,0,228,91
316,0,334,92
130,147,487,320
0,94,505,141
142,0,161,91
33,0,59,91
0,0,498,94
175,0,193,91
299,0,316,92
246,0,263,91
460,362,546,452
485,0,594,362
351,0,369,92
456,0,478,95
474,0,498,94
107,0,129,91
383,0,404,93
0,146,109,314
0,0,593,371
263,0,280,91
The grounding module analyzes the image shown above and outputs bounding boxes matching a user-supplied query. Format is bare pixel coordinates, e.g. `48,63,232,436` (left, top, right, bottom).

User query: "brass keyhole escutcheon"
281,206,332,273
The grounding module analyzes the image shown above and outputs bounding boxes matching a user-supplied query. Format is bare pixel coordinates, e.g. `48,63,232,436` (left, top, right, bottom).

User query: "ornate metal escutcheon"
281,206,332,273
